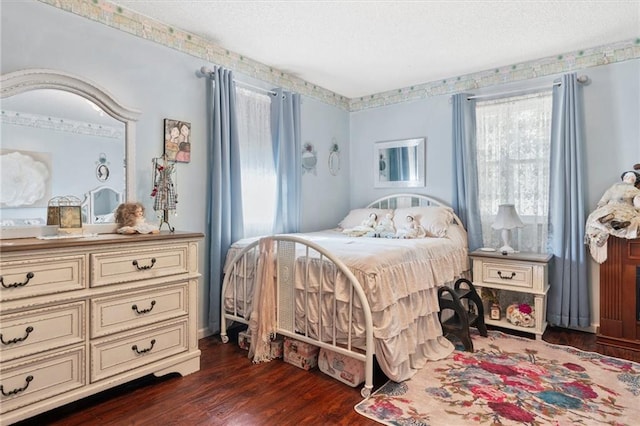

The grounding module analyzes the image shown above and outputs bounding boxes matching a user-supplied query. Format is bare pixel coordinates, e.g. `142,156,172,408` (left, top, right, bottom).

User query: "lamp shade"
491,204,524,230
491,204,523,253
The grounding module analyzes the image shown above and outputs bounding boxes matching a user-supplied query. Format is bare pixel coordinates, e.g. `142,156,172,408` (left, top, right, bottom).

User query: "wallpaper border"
39,0,640,112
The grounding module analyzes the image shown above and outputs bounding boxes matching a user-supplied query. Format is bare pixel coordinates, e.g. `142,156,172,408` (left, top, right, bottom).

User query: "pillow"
337,208,392,230
445,223,468,247
393,206,454,238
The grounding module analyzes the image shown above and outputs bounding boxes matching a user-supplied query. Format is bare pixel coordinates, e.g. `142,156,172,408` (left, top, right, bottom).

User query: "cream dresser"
0,231,203,425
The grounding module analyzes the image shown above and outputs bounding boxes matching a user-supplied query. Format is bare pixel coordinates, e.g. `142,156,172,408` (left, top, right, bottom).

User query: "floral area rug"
355,330,640,425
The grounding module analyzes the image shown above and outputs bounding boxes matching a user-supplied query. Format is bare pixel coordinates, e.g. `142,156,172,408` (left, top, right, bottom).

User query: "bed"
220,193,469,397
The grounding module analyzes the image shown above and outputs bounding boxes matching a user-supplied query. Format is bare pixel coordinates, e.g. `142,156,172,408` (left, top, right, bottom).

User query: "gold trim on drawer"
0,256,85,302
90,283,188,338
482,262,533,288
90,246,188,287
0,346,85,414
0,302,85,362
90,320,188,382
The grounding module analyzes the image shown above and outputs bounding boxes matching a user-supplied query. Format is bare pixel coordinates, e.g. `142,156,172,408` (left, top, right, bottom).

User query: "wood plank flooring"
14,326,639,426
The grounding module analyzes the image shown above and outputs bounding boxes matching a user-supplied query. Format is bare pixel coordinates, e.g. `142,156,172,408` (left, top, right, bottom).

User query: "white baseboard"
198,327,214,340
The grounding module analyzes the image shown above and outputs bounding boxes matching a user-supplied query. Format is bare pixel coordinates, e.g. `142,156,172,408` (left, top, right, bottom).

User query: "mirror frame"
373,137,426,188
81,185,124,224
1,69,140,238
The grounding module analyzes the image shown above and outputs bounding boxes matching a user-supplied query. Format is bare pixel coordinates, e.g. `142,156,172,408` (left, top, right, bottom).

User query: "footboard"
220,235,374,397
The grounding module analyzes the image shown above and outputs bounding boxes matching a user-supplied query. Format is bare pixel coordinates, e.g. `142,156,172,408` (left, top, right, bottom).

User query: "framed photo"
59,205,82,229
96,163,110,181
164,119,191,163
490,304,502,320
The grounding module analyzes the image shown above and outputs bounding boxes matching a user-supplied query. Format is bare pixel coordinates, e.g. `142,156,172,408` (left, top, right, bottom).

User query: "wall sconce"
491,204,523,253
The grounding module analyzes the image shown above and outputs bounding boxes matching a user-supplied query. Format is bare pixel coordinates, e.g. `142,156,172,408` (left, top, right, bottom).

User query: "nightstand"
469,250,552,340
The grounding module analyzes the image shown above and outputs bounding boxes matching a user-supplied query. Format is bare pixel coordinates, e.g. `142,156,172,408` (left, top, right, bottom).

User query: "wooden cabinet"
597,237,640,352
470,250,552,340
0,232,202,425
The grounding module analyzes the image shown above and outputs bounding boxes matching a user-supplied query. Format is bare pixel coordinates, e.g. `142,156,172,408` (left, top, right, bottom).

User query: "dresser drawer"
90,246,188,287
0,255,85,302
0,302,85,362
90,319,188,382
481,262,533,288
0,346,85,415
91,283,188,338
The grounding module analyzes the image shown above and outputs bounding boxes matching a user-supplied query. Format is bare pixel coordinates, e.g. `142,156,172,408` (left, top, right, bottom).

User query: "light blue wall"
3,0,638,332
1,0,351,333
581,61,640,208
350,60,639,211
350,95,453,208
349,58,640,328
300,96,350,231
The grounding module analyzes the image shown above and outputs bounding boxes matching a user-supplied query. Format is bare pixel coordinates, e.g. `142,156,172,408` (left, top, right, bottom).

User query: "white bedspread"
223,226,469,382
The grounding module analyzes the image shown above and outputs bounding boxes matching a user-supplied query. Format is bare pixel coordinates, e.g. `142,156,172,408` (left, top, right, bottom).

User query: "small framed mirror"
374,137,426,188
81,186,122,224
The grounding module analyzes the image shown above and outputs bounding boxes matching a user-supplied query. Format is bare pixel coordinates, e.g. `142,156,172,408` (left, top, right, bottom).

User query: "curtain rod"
198,66,277,96
466,75,589,101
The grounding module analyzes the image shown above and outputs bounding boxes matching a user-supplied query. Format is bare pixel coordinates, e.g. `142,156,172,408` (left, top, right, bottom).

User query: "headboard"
366,193,464,227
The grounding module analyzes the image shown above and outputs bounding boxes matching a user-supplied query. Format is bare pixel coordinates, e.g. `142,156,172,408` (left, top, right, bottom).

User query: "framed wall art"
164,119,191,163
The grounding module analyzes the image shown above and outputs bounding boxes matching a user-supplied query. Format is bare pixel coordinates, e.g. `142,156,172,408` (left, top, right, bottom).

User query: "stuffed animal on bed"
115,202,159,234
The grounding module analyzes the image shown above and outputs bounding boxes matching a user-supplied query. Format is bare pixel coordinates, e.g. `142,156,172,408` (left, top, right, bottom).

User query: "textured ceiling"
113,0,640,99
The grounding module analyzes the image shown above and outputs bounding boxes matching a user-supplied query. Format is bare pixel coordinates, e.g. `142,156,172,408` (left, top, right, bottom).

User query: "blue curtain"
451,93,483,251
547,73,589,328
270,88,301,234
206,67,244,333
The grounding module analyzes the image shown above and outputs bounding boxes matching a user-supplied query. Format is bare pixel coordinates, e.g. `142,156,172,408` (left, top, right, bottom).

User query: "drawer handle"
0,375,34,397
132,258,156,271
497,271,516,280
132,339,156,355
132,300,156,315
1,326,34,345
0,272,35,289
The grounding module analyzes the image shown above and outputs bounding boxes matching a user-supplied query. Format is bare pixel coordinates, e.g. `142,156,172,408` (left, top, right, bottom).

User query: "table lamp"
491,204,524,253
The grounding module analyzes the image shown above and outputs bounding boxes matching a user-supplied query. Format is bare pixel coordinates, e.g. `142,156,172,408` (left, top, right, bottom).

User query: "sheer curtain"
235,88,276,238
475,92,552,253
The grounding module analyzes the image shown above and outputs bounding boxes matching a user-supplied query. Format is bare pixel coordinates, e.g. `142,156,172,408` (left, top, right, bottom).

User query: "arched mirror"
1,69,139,238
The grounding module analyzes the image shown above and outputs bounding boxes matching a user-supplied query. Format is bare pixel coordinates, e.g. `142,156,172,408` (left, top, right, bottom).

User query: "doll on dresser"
115,203,159,234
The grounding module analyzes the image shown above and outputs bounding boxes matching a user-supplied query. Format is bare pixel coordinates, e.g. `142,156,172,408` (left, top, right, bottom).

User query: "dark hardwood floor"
14,326,639,426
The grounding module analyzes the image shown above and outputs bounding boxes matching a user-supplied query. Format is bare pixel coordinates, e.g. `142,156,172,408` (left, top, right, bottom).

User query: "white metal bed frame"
220,193,463,398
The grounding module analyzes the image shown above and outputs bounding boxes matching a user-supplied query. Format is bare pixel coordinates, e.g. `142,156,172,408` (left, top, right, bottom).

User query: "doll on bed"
115,202,160,234
395,215,426,239
342,212,379,237
374,212,396,238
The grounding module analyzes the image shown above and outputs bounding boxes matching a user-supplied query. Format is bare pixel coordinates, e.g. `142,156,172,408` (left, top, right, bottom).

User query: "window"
475,91,553,253
235,88,276,238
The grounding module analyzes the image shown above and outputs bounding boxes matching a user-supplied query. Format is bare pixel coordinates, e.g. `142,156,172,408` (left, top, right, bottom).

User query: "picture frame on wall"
164,119,191,163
